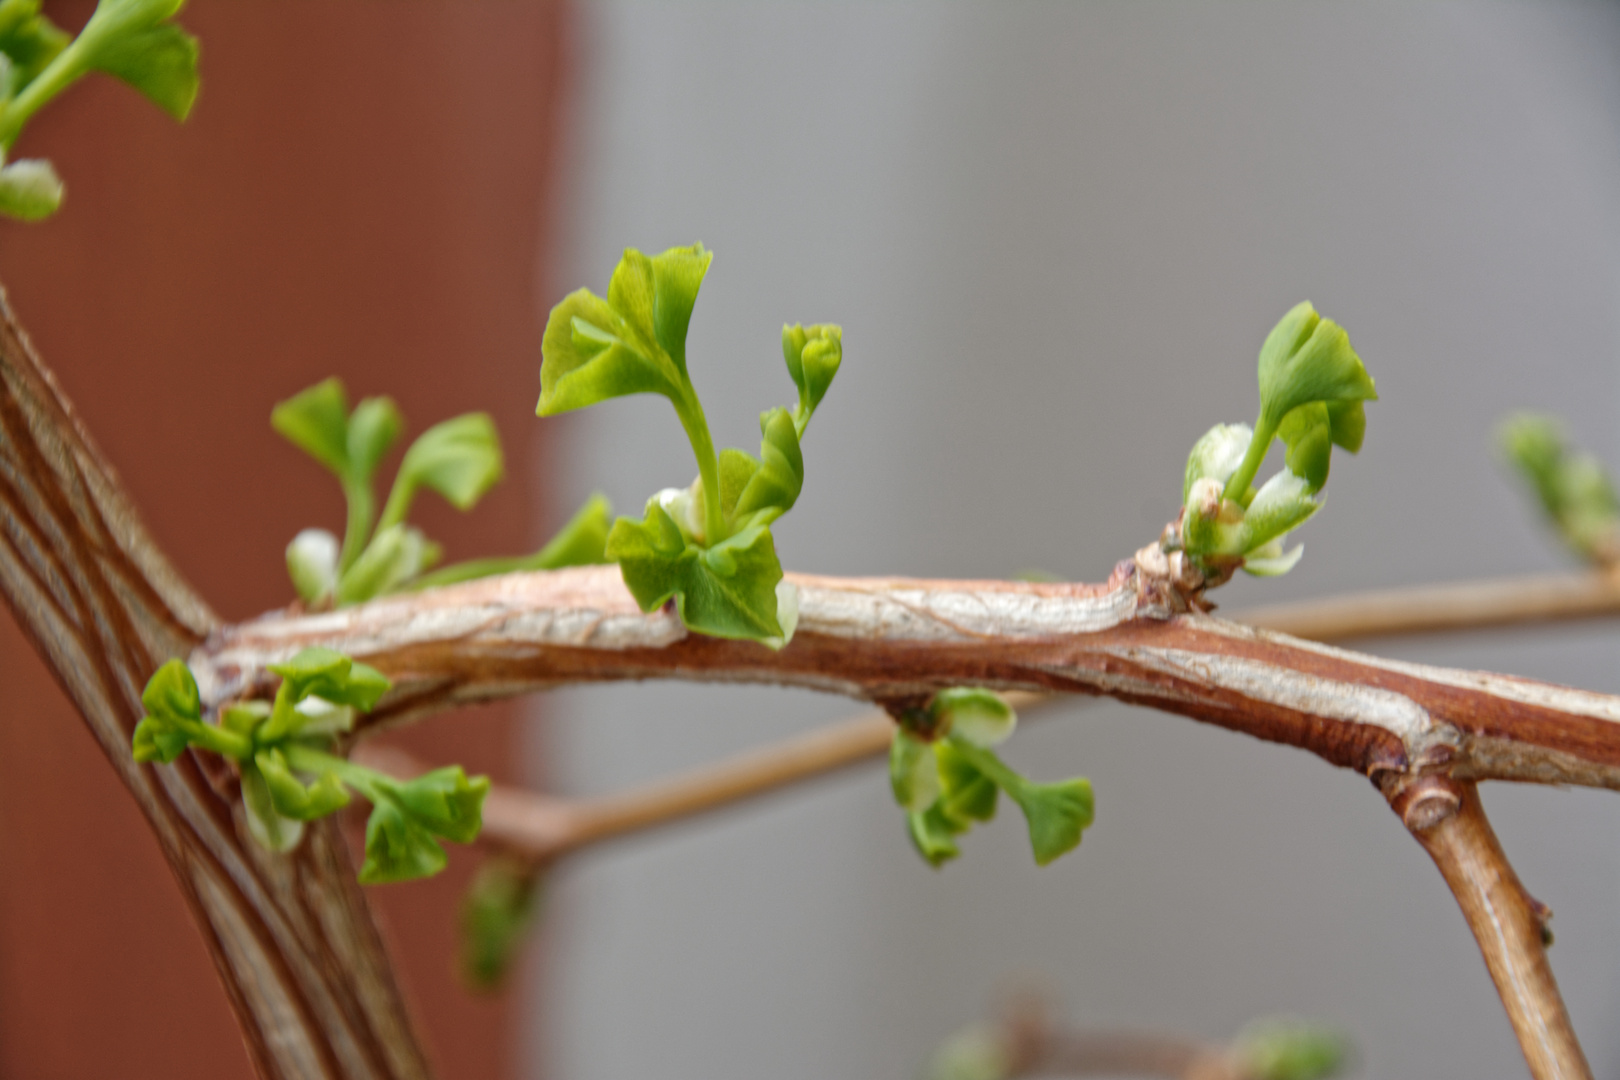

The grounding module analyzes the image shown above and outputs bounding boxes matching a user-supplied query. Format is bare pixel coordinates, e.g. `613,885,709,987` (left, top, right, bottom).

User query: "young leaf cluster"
889,689,1093,868
0,0,198,221
1499,413,1620,565
539,244,842,645
132,650,489,884
273,378,611,607
1173,302,1376,578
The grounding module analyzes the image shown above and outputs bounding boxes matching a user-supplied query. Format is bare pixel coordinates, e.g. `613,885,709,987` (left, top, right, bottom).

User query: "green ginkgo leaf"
782,322,842,431
379,413,504,530
240,761,306,854
1256,301,1376,431
907,804,963,868
346,396,403,484
936,741,998,825
1009,777,1095,866
606,503,785,640
267,646,391,713
721,407,804,529
538,245,712,417
336,524,442,605
889,730,941,812
255,748,351,821
389,766,489,845
360,799,448,885
0,0,70,91
272,378,350,478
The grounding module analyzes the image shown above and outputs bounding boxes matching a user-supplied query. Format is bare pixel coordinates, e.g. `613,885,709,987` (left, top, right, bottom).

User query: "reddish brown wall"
0,3,572,1076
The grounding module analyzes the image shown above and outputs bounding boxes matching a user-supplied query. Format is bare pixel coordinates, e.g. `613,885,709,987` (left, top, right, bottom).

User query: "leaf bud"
286,528,340,604
929,687,1016,747
0,156,61,221
889,730,941,811
782,323,842,423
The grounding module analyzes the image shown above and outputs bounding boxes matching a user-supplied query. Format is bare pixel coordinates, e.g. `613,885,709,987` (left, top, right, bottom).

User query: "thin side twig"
1389,778,1591,1080
1238,569,1620,643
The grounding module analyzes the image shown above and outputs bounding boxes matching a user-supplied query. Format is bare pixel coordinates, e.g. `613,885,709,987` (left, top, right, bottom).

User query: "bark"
0,290,431,1080
1393,780,1591,1080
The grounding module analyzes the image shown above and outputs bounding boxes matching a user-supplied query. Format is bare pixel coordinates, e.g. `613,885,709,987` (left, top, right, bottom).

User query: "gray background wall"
522,4,1620,1077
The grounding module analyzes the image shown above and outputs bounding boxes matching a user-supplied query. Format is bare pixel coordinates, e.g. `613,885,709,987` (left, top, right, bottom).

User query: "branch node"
1389,775,1463,832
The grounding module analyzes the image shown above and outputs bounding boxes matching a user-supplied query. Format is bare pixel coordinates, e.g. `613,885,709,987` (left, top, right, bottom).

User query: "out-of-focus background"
5,3,1620,1079
537,5,1620,1080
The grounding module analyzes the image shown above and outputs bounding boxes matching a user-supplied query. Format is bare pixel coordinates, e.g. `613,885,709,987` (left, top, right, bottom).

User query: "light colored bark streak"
0,291,430,1080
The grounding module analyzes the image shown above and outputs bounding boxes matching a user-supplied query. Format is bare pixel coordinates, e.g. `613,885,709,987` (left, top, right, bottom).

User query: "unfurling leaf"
141,656,200,723
132,659,252,763
935,741,997,825
336,524,442,605
607,505,786,640
907,804,962,868
1177,303,1374,579
379,413,504,529
360,799,449,885
240,761,305,854
538,244,711,416
408,491,616,590
256,748,350,821
267,646,391,713
389,766,489,845
720,407,803,530
461,858,542,990
131,715,189,764
889,731,940,812
1255,301,1376,433
782,323,842,431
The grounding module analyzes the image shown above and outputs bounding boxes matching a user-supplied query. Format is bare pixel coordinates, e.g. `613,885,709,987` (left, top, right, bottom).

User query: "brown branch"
1389,778,1591,1080
194,561,1620,797
932,991,1335,1080
398,569,1620,865
1237,569,1620,643
358,709,899,864
0,289,430,1080
357,697,1051,865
